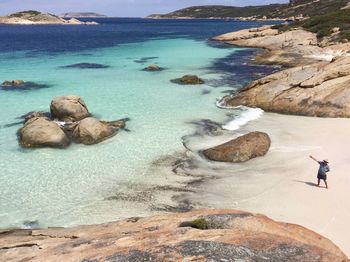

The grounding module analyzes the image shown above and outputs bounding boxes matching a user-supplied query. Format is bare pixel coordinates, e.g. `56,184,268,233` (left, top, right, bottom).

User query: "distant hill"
0,10,98,25
147,0,350,20
60,12,107,18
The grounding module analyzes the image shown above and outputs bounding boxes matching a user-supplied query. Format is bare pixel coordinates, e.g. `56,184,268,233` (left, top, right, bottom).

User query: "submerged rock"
60,63,110,69
0,209,347,261
1,80,25,86
22,220,40,229
1,80,50,90
19,117,69,148
142,64,163,71
50,95,90,122
73,117,123,145
203,131,271,162
171,75,205,85
134,56,158,64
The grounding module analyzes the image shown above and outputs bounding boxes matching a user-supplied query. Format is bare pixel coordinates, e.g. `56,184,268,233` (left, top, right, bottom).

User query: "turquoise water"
0,18,280,228
0,37,240,227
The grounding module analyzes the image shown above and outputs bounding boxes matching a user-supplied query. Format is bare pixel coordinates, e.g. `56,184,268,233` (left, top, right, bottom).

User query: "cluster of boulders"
18,95,126,148
203,131,271,163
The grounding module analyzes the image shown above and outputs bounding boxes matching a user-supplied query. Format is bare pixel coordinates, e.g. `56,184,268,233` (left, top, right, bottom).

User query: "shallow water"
0,18,278,228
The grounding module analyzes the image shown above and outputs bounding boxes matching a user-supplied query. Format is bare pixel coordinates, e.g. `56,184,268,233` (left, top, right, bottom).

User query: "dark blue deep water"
0,18,279,54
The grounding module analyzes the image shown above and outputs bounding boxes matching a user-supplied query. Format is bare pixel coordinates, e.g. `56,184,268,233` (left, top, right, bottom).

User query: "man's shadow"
294,180,320,187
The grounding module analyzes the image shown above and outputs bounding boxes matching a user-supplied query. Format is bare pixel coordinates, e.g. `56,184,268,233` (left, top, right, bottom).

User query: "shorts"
317,174,327,180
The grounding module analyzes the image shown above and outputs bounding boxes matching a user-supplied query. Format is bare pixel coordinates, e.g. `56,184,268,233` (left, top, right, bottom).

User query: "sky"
0,0,289,17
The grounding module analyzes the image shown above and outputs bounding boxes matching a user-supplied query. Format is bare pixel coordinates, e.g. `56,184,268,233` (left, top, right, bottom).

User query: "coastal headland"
1,4,350,260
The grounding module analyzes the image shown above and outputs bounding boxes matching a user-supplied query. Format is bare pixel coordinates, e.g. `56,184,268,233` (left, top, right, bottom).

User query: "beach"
176,112,350,255
1,14,350,259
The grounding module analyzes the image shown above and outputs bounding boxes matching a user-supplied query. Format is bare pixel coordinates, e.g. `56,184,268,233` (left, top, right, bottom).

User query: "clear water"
0,18,277,228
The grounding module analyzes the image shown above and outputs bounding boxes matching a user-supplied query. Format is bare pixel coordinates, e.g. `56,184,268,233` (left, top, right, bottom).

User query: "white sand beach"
179,112,350,255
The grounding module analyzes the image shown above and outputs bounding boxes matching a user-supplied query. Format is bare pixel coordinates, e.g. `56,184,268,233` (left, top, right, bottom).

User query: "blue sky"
0,0,289,17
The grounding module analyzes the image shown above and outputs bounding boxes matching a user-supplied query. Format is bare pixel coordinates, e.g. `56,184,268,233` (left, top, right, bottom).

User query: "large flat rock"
225,56,350,117
0,209,348,261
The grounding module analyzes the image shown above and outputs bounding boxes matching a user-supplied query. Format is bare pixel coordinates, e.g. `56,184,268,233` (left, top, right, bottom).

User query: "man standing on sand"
309,156,330,189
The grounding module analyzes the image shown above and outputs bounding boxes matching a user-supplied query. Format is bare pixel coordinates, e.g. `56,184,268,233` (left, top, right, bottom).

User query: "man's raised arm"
309,155,319,163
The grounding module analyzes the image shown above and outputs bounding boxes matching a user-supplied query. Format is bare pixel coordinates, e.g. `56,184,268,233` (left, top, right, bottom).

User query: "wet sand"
175,112,350,255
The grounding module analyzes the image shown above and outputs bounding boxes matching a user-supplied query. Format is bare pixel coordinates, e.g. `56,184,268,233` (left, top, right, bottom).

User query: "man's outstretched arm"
309,155,319,163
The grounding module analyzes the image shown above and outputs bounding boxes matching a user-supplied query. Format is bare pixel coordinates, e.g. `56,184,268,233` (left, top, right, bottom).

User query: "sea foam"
216,97,263,131
222,107,264,131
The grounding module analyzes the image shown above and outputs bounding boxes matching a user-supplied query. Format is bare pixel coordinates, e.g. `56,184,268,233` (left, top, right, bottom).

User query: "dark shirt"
318,161,330,176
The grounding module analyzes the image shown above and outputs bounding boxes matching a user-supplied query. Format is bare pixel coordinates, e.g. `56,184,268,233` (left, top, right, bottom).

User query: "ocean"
0,18,277,228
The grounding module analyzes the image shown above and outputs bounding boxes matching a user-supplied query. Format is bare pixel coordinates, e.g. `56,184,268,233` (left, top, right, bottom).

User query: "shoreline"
171,112,350,256
1,19,350,259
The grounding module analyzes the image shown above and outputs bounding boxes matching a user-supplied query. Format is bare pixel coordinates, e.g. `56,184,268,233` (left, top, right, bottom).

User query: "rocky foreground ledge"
214,25,350,117
0,209,348,261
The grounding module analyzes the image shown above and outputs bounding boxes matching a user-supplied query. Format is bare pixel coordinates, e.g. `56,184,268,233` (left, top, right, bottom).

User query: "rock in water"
203,131,271,162
172,75,204,85
60,63,109,69
1,80,25,86
73,117,119,145
142,64,163,71
19,117,69,148
50,95,90,122
22,111,49,122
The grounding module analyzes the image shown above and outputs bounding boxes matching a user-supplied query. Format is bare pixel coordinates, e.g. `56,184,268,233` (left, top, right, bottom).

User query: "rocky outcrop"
50,95,90,122
224,56,350,117
214,25,350,117
19,117,69,148
142,64,163,71
214,27,323,67
18,95,126,148
73,117,121,145
0,209,348,261
203,132,271,162
213,25,279,42
171,75,204,85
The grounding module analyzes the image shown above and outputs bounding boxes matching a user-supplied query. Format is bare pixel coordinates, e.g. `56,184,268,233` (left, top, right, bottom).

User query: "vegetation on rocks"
278,9,350,41
148,0,350,19
179,218,209,230
9,10,41,18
